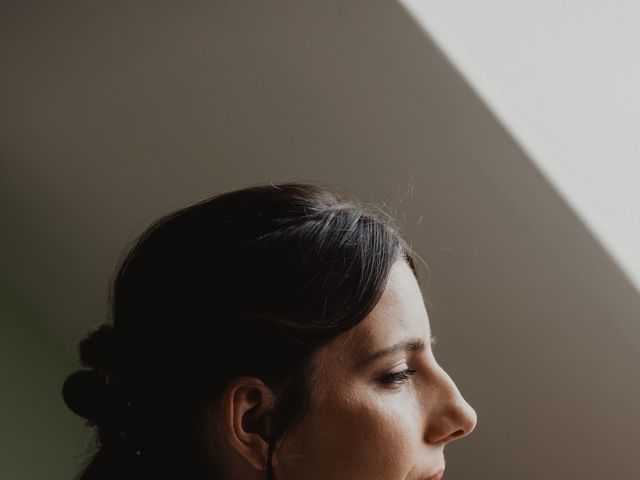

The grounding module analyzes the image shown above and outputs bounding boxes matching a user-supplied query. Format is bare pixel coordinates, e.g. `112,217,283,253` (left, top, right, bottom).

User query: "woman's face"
274,259,477,480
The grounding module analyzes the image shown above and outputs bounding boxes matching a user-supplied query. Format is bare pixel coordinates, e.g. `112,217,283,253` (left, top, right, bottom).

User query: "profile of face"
224,259,477,480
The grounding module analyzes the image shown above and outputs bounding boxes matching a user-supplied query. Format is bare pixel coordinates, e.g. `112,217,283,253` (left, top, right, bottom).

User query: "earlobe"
222,377,277,471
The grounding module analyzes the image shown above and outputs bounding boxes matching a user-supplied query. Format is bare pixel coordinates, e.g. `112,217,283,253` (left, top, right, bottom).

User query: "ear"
221,377,278,471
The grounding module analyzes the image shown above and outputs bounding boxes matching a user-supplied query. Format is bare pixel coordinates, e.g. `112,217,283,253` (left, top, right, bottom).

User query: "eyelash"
378,368,417,387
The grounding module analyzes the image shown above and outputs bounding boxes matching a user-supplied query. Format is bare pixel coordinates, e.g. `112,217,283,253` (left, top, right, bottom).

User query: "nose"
424,367,478,445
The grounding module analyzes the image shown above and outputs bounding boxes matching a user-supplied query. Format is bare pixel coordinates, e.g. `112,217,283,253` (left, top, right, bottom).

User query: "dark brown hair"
62,182,418,480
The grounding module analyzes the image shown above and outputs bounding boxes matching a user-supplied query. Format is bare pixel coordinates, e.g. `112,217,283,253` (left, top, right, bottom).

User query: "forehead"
325,259,431,365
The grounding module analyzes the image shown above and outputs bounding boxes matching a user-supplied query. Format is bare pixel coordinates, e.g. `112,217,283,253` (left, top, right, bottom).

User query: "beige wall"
0,284,87,479
2,1,639,478
403,0,640,291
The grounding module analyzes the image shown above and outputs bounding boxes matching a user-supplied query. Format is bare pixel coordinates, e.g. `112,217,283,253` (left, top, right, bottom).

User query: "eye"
378,368,417,388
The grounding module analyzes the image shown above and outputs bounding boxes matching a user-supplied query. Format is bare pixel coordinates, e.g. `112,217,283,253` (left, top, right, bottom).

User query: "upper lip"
423,469,445,480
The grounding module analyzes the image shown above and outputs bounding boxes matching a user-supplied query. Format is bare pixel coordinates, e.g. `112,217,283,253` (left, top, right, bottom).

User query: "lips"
423,469,444,480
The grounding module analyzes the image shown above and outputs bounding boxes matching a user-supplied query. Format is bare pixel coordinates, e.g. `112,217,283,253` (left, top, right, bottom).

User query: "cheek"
275,387,422,480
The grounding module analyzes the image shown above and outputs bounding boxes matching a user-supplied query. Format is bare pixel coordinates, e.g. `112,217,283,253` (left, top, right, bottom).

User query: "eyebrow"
357,335,437,368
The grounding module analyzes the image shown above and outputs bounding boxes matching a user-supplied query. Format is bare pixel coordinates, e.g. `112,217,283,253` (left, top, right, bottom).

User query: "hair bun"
63,324,128,424
62,369,115,423
78,324,122,374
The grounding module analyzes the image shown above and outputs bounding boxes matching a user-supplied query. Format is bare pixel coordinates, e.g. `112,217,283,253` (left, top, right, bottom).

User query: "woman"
63,182,477,480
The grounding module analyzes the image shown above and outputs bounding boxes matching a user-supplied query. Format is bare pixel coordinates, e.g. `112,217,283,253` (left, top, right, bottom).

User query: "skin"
220,259,477,480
